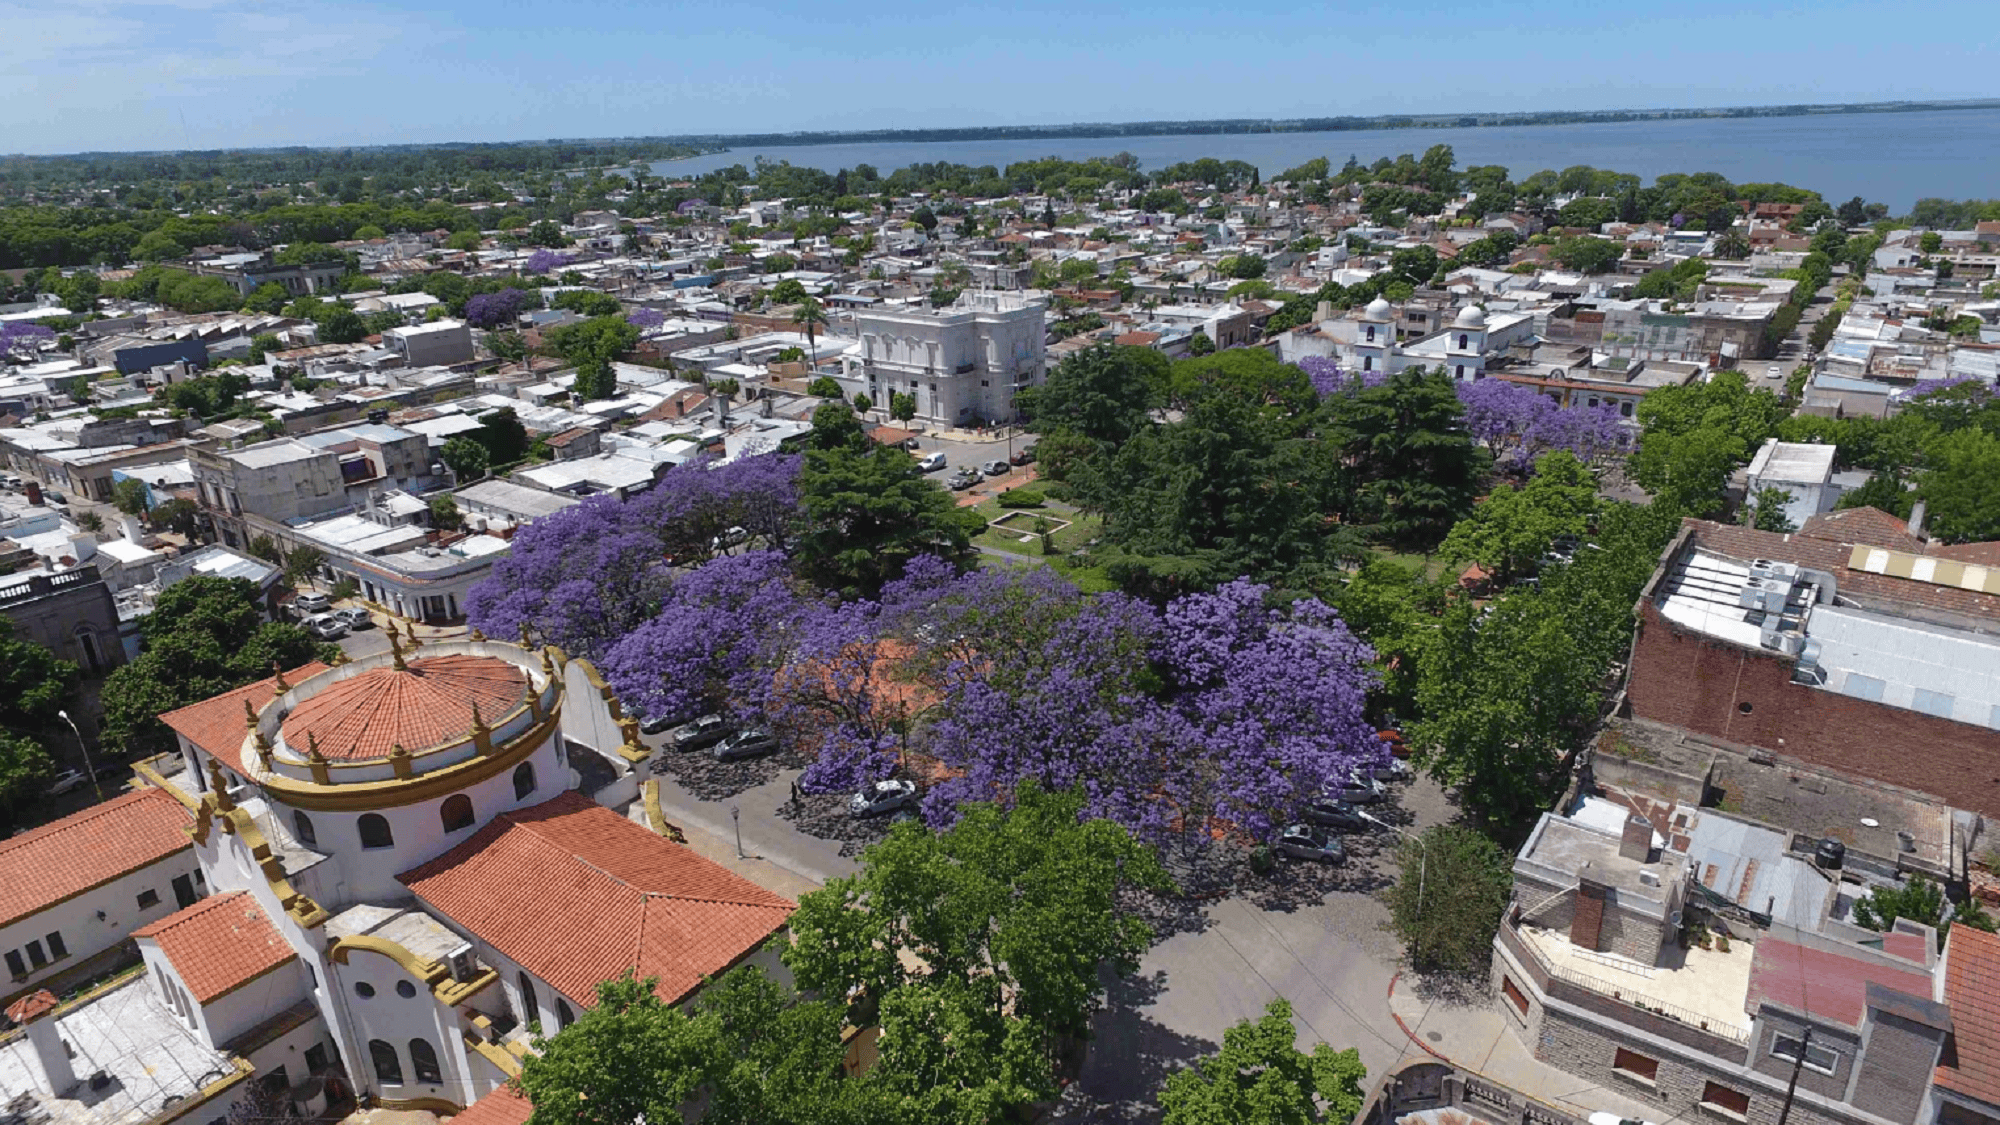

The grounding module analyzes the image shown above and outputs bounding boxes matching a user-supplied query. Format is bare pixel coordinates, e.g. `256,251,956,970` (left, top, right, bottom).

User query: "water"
651,108,2000,213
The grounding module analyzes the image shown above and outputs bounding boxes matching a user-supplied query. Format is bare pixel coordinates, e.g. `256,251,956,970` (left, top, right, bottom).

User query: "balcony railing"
1500,920,1751,1050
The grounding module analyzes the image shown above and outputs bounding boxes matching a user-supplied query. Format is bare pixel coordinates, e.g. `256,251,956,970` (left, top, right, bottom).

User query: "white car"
46,769,87,796
1588,1114,1660,1125
849,779,919,818
294,592,332,615
917,452,947,472
303,614,349,640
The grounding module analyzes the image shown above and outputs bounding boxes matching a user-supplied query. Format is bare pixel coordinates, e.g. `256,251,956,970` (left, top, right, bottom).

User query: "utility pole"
1775,1026,1812,1125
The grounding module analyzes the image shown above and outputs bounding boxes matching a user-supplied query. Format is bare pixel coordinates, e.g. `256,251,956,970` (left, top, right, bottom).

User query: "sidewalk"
1387,971,1660,1123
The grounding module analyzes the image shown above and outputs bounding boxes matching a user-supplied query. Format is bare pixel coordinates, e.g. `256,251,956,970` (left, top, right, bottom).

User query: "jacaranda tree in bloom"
599,550,807,727
1455,375,1625,469
462,288,527,329
464,453,799,658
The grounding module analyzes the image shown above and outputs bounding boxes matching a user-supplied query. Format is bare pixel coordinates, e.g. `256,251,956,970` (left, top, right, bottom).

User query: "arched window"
293,812,317,850
440,795,474,834
513,762,536,801
369,1040,402,1085
517,973,538,1026
1365,325,1376,342
1458,333,1469,350
408,1038,442,1084
556,999,574,1030
358,814,394,850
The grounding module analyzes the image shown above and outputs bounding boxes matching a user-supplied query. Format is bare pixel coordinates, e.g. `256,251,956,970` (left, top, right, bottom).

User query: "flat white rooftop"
0,977,236,1125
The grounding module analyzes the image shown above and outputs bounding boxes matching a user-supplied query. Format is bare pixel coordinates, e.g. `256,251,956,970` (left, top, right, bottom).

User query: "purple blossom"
1298,354,1387,395
525,249,573,275
1455,376,1625,467
627,308,666,331
1900,376,1985,402
464,289,528,330
0,321,56,355
599,550,804,726
464,452,800,658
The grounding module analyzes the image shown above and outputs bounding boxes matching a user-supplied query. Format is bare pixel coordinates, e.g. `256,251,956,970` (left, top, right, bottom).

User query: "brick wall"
1572,882,1606,949
1598,899,1668,965
1628,601,2000,817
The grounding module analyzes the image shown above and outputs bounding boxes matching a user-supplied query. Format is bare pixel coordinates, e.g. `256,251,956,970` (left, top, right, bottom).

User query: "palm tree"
794,296,829,369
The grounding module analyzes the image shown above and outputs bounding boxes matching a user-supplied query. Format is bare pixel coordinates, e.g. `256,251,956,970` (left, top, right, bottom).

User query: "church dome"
1452,305,1488,330
280,654,527,761
1362,295,1394,322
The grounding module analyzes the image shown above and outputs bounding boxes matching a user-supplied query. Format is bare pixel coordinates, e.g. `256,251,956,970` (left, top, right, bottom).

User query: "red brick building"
1627,512,2000,818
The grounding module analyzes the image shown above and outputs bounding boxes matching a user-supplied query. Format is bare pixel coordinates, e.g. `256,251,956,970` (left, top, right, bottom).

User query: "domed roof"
281,654,527,762
1452,305,1488,329
1362,295,1394,321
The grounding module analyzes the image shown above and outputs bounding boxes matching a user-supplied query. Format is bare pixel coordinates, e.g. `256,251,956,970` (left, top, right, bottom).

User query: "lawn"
971,496,1101,558
1368,546,1448,580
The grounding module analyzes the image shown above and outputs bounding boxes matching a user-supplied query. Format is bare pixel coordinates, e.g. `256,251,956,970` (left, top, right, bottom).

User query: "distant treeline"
0,138,710,192
661,98,2000,151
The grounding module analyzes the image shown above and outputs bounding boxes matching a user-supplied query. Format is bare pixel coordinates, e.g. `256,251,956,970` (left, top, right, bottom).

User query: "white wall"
2,853,203,992
326,946,476,1106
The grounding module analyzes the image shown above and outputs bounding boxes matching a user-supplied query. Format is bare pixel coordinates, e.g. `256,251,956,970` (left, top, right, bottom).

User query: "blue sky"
5,0,1993,154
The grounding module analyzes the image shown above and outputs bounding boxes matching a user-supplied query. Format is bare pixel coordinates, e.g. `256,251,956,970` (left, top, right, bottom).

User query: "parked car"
332,606,372,629
294,592,332,615
1300,797,1370,833
1274,824,1346,863
303,614,349,641
673,714,731,751
1010,443,1038,466
948,471,979,491
46,769,87,796
981,460,1010,477
1362,757,1412,783
898,436,922,451
1588,1114,1660,1125
917,452,948,472
712,728,779,762
44,491,67,506
638,712,675,735
712,526,749,552
1324,772,1384,805
849,779,919,817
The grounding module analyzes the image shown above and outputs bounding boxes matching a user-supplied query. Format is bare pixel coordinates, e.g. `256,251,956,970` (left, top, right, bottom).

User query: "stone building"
839,291,1047,426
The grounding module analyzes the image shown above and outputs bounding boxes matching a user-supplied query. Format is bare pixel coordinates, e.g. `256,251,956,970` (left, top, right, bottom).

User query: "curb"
1387,971,1449,1062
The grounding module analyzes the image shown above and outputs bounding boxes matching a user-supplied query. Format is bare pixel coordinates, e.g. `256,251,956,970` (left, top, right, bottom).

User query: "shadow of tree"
1056,969,1215,1125
648,744,800,800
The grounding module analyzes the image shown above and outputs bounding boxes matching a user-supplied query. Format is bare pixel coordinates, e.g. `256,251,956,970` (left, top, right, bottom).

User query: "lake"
651,108,2000,213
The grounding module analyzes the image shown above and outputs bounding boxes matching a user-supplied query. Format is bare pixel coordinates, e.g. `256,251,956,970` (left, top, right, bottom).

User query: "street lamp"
56,710,104,803
1360,808,1425,934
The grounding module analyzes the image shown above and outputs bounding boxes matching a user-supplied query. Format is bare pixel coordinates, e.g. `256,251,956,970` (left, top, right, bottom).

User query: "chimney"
5,990,78,1096
1570,872,1607,952
1907,500,1927,540
1315,300,1333,324
24,480,43,506
1619,813,1655,862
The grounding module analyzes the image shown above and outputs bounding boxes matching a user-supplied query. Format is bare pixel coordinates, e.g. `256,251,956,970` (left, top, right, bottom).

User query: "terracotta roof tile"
281,655,525,761
160,663,330,759
1940,926,2000,1107
400,793,793,1008
1796,505,1924,552
0,789,193,928
449,1085,533,1125
133,891,295,1003
1746,937,1931,1028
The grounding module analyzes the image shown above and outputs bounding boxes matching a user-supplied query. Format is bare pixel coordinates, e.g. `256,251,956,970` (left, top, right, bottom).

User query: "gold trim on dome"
245,696,562,813
463,1032,522,1079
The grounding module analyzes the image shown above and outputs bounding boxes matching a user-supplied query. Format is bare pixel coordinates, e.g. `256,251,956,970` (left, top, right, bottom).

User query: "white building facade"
841,291,1048,426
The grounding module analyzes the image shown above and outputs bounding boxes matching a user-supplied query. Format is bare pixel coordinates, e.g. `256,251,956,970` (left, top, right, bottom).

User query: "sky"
5,0,1994,155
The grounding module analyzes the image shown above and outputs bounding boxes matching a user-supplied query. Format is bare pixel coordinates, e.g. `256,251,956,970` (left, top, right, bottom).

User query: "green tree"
550,315,640,401
889,392,916,423
1438,451,1599,586
794,404,982,595
474,407,531,465
0,731,55,831
806,375,843,398
241,282,290,314
528,219,569,248
316,305,367,345
100,576,336,755
1158,999,1367,1125
428,494,463,530
1916,428,2000,543
282,545,326,587
1744,486,1797,532
768,278,809,305
787,782,1171,1053
1848,875,1991,949
1330,367,1485,548
0,618,77,735
793,295,829,364
248,332,281,364
112,476,152,516
1186,329,1215,356
1551,235,1620,274
851,392,873,413
1383,825,1515,971
1016,344,1166,447
441,436,491,481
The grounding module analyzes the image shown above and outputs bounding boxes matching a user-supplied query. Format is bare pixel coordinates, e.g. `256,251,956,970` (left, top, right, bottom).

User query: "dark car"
672,714,730,751
1274,824,1346,863
712,728,779,762
1301,797,1370,833
1010,443,1038,466
849,779,919,817
638,712,675,735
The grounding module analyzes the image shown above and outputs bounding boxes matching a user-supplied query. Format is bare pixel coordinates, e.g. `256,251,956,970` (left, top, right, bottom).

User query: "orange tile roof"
450,1084,533,1125
161,663,331,759
0,789,194,928
280,655,525,761
133,891,296,1003
1941,926,2000,1107
400,792,794,1008
1796,505,1925,552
